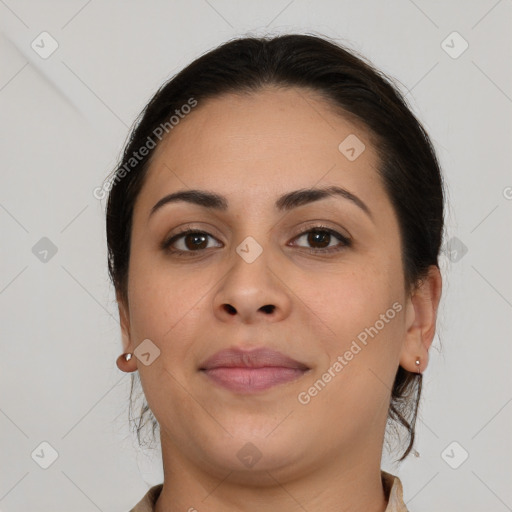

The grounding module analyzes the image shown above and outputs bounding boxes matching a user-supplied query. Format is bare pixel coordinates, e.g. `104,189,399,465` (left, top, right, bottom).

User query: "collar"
130,470,408,511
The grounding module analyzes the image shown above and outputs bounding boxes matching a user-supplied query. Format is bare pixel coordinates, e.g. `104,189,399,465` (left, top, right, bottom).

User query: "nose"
212,248,292,325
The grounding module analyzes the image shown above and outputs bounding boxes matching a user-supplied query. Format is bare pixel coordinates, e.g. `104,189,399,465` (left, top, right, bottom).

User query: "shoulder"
129,483,163,512
129,473,408,511
381,470,409,512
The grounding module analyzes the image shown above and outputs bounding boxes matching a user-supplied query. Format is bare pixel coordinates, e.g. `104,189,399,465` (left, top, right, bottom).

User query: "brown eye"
161,225,351,258
181,232,209,250
162,229,222,255
306,230,331,248
291,226,351,253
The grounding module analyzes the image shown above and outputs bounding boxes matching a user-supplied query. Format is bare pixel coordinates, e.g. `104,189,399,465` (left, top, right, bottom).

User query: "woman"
108,33,444,511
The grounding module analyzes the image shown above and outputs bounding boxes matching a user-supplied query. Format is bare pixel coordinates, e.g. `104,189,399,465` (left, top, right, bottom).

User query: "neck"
154,437,389,512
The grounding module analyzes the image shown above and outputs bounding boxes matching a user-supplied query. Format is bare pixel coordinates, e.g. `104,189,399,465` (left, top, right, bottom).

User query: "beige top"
129,470,408,511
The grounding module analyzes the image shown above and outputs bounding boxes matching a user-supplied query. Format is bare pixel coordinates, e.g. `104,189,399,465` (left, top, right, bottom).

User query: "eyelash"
161,224,352,257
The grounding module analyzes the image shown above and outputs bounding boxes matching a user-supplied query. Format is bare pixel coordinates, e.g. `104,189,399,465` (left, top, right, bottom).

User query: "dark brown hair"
105,33,445,462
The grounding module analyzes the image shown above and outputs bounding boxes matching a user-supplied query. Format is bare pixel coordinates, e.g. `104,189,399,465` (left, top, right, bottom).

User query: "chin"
196,430,305,480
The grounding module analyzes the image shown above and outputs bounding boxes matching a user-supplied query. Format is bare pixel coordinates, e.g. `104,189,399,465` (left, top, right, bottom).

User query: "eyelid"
161,222,223,243
289,220,351,241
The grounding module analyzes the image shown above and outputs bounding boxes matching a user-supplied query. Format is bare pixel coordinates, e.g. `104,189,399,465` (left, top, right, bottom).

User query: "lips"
199,347,309,371
199,347,310,393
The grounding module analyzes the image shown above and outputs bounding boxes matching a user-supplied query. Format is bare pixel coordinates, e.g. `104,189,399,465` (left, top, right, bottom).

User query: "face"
119,87,411,482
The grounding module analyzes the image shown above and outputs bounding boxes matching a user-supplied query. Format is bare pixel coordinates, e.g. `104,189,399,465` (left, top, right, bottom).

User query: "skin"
116,86,442,512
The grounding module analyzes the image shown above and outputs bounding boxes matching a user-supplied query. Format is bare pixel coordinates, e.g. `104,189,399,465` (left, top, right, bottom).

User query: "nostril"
260,305,275,314
223,304,237,315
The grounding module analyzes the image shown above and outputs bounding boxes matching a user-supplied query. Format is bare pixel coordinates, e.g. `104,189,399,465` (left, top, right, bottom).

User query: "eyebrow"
149,185,373,221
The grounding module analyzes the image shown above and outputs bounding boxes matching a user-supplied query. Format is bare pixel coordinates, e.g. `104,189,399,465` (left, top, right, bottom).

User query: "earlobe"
116,352,137,373
399,266,442,374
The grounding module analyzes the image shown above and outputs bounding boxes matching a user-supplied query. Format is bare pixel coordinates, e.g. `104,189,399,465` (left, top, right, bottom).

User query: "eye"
161,228,222,256
290,225,351,254
161,224,351,257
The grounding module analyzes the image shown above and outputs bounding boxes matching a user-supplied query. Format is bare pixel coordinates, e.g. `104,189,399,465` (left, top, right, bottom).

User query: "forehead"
135,87,387,216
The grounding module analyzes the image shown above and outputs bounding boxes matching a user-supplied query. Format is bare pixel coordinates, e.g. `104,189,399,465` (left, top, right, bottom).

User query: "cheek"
126,254,217,358
296,263,402,352
296,266,404,427
129,244,188,315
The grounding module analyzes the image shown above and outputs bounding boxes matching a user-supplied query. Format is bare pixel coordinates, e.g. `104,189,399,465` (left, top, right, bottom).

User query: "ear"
115,293,139,373
117,293,133,354
399,265,442,373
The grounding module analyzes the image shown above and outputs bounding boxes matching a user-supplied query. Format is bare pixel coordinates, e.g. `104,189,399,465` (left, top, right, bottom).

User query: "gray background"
1,1,511,510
